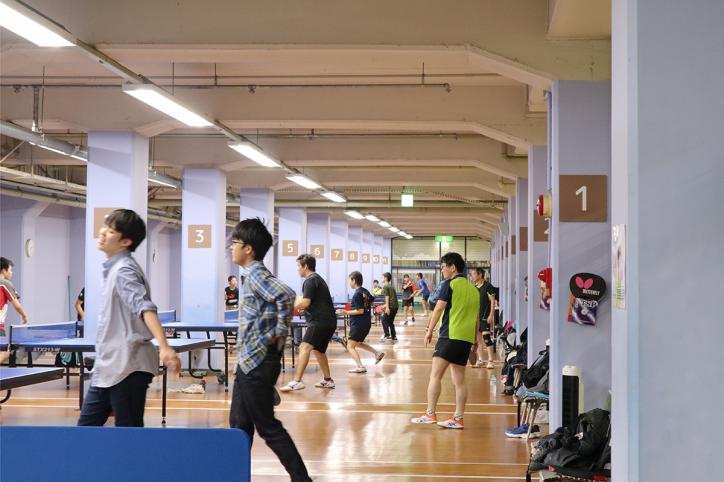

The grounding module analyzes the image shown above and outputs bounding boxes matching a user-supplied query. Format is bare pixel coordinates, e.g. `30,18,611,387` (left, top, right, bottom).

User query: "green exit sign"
435,235,454,242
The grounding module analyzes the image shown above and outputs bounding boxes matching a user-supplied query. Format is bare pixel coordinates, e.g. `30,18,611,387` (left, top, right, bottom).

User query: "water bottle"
489,372,497,396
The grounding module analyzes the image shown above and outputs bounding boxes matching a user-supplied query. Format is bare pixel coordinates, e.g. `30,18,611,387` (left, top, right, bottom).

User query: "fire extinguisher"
538,267,552,299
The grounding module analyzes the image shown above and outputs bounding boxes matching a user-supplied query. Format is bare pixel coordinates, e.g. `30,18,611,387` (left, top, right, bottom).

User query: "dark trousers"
77,371,154,427
230,348,311,482
382,307,398,339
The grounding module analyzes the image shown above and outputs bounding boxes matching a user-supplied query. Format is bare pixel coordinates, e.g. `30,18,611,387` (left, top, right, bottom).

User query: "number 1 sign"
559,175,607,222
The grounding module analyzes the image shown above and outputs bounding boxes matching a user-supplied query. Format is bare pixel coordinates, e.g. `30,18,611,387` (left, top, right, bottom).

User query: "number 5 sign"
282,240,299,256
559,175,607,222
188,225,212,248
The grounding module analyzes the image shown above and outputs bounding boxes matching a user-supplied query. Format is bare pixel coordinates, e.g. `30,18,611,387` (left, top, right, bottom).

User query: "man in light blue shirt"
78,209,180,427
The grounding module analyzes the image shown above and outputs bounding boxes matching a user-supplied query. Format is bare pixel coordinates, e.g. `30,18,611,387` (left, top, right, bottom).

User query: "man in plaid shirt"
229,218,311,482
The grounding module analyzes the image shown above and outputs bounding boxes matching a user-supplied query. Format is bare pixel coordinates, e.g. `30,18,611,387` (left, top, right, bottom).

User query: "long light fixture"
404,235,413,239
321,192,346,203
378,220,391,228
388,226,400,233
344,210,365,220
228,142,281,168
364,214,380,222
286,175,321,190
122,84,213,127
398,231,408,237
148,171,181,189
0,0,75,47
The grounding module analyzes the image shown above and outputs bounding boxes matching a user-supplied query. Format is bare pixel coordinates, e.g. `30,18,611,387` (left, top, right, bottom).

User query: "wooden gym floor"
0,318,536,481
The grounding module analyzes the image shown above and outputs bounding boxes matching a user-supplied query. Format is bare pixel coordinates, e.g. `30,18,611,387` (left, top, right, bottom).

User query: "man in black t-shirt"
471,268,496,369
225,275,239,310
280,254,337,392
337,271,385,373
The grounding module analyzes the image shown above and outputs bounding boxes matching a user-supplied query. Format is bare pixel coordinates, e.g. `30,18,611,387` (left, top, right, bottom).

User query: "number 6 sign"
310,244,325,259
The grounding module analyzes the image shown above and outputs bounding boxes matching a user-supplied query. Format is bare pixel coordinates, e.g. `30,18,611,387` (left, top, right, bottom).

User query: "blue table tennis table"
0,367,64,403
1,321,215,424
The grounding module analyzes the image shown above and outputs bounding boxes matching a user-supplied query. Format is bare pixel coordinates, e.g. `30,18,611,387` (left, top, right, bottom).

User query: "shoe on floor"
272,387,281,406
279,380,306,392
437,417,464,429
486,361,495,369
410,413,437,424
315,379,336,389
505,423,529,438
524,425,541,439
348,366,367,373
402,320,408,326
375,352,385,365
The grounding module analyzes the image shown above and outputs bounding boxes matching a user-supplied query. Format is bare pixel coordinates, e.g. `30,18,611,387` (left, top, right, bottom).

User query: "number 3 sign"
188,225,212,248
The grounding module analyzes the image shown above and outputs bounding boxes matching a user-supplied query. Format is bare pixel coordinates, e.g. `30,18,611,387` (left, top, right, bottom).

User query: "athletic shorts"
348,323,371,343
433,337,473,366
302,324,336,353
403,299,414,307
478,317,492,333
422,295,430,302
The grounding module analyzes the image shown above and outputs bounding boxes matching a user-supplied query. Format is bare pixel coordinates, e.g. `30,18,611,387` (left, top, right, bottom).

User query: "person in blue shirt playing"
229,218,311,482
415,272,431,317
337,271,385,373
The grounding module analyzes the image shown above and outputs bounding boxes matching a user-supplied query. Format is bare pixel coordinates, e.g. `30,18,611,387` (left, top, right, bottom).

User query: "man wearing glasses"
228,218,311,482
411,252,480,430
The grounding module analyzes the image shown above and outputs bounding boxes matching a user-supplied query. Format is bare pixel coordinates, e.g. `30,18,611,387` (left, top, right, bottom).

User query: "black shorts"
433,337,473,366
302,324,336,353
403,299,414,307
348,323,371,342
422,295,430,302
478,317,492,333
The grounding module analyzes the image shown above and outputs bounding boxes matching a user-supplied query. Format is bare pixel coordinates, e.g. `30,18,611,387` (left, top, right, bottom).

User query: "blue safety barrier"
0,426,250,481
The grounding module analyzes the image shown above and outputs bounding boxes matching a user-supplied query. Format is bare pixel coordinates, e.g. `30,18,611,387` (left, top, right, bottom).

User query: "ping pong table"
0,321,215,424
0,367,64,403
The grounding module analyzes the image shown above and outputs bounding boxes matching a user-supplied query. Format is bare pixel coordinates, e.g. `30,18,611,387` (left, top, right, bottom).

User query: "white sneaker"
315,379,336,389
279,380,306,392
402,320,408,326
375,352,385,365
348,366,367,373
486,361,495,369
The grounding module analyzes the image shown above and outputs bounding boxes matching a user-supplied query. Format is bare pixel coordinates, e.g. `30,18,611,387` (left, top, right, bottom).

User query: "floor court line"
253,472,526,480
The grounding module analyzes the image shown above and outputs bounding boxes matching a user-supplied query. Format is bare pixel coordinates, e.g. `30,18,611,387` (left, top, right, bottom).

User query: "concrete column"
361,230,375,294
611,2,724,479
180,169,226,324
508,196,517,327
329,219,348,302
372,234,383,290
276,208,307,295
549,81,611,429
382,237,392,275
0,197,48,324
85,131,149,337
239,188,275,271
346,226,362,298
527,146,550,362
307,212,331,282
515,180,528,337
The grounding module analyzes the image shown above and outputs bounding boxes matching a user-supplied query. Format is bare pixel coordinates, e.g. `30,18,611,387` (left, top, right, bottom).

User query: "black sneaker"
273,387,281,406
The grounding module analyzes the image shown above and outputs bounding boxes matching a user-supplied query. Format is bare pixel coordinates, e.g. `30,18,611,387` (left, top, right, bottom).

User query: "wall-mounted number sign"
93,207,121,236
282,240,299,257
383,256,389,264
348,250,358,262
188,225,212,248
331,249,344,261
511,235,517,255
373,255,380,263
560,175,607,222
520,227,528,252
310,244,325,258
361,253,370,264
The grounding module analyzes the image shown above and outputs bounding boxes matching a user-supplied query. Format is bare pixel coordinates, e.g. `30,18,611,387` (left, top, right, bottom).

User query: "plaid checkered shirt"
236,260,295,374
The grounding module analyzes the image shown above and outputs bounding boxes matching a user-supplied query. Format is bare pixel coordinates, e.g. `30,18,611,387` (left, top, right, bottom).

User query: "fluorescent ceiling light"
401,193,414,207
388,226,400,233
321,192,346,203
228,142,281,168
123,84,213,127
364,214,380,222
286,175,321,190
148,171,181,189
398,231,408,237
0,1,75,47
345,210,365,219
29,141,87,162
378,220,391,228
405,235,413,239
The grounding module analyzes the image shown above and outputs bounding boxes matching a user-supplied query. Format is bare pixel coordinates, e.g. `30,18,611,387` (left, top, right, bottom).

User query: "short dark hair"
382,272,392,282
417,272,424,279
373,279,379,284
349,271,363,286
232,218,273,261
441,252,465,274
474,267,486,277
296,254,316,272
0,257,13,272
105,209,146,252
228,275,237,283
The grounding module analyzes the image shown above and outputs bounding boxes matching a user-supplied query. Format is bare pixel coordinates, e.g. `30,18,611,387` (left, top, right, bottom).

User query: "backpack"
360,288,374,312
521,348,549,389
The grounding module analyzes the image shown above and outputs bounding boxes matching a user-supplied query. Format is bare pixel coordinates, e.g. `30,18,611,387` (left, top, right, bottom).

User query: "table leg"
162,367,167,425
79,362,85,409
223,332,229,392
